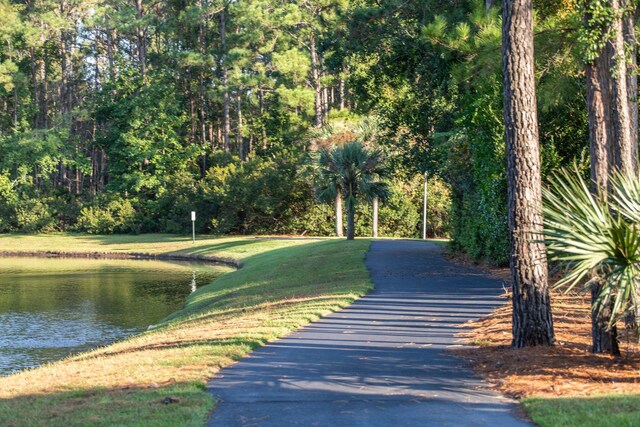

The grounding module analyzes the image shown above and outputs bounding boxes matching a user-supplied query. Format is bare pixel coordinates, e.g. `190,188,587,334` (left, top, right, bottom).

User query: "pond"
0,256,231,376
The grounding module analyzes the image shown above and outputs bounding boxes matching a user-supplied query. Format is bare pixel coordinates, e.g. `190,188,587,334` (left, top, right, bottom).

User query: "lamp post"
422,171,428,240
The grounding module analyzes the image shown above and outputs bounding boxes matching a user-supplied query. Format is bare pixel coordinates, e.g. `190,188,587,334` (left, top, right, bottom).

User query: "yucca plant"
611,171,640,224
542,167,640,333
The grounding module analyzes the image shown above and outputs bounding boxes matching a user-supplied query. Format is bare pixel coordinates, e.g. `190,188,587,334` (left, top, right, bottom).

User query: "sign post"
422,171,428,240
191,211,196,243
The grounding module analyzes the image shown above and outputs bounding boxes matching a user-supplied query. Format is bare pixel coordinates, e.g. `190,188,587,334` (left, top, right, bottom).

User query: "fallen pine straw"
454,270,640,399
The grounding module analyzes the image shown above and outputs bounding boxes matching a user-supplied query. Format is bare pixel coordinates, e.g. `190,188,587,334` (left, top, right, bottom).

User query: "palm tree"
317,141,389,240
309,118,383,238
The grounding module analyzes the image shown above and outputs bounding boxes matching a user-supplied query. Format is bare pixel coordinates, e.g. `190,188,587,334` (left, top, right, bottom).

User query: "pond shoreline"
0,250,240,269
0,254,232,376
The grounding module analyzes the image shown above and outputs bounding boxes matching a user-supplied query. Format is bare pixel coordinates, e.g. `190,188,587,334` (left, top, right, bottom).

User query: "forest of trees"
0,0,630,254
0,0,457,237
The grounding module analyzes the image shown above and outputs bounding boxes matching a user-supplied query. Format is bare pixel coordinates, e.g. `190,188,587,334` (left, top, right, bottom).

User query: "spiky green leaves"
543,167,640,329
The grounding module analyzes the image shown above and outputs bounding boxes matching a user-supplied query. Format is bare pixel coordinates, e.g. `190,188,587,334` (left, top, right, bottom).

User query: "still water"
0,257,230,376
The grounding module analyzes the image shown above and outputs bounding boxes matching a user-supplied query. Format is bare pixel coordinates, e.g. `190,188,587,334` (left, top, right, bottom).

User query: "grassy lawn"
0,234,373,427
522,394,640,427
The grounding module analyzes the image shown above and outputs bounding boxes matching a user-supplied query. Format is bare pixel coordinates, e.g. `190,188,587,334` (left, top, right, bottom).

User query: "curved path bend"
207,240,530,426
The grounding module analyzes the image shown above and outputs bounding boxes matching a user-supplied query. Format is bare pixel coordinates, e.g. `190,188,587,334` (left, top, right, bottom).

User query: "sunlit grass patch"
522,394,640,427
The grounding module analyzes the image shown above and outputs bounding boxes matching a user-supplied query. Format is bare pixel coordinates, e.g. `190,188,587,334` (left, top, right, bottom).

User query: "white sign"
191,211,196,221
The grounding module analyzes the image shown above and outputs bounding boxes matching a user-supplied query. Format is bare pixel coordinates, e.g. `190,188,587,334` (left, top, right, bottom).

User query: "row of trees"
503,0,640,353
0,0,350,190
0,0,451,238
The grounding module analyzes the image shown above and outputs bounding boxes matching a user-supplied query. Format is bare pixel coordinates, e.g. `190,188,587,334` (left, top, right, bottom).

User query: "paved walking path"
207,240,530,426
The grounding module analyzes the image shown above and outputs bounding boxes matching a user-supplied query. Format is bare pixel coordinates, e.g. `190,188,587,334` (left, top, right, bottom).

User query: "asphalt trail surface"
207,240,530,426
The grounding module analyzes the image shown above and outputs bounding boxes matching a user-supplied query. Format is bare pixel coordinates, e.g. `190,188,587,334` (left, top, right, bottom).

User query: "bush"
14,199,56,233
76,197,139,234
201,154,313,235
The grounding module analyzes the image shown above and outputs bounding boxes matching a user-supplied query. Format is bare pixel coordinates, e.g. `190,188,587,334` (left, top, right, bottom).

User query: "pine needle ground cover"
0,234,372,426
454,265,640,427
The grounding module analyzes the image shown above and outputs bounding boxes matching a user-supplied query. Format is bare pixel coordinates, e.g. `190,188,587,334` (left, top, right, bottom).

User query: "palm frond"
543,167,640,329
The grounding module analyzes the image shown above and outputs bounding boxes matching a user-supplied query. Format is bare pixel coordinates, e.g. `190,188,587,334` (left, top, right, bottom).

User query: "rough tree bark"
586,33,621,355
259,89,267,151
623,4,639,169
621,0,639,342
106,26,116,81
346,199,355,240
586,51,613,195
608,0,636,174
583,1,619,354
502,0,555,347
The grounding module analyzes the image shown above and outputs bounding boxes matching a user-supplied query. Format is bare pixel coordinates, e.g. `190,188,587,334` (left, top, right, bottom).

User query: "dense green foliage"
0,0,598,250
0,0,449,238
346,0,588,262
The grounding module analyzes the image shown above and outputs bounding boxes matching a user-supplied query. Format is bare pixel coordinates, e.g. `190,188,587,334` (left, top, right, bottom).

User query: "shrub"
14,199,56,233
544,168,640,329
76,197,139,234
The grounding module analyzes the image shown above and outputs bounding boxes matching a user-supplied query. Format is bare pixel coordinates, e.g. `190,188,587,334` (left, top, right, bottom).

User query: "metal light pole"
422,171,428,240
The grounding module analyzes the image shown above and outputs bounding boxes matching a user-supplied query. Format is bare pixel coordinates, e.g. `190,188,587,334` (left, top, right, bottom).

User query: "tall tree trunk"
310,34,323,128
323,85,329,118
622,1,639,340
587,51,613,195
339,78,345,111
237,92,243,159
372,196,379,238
41,59,48,129
135,0,147,77
583,2,627,354
30,48,38,128
624,6,639,169
336,194,344,237
106,26,116,81
346,198,355,240
220,6,230,151
200,77,207,146
609,0,635,174
198,0,208,148
60,30,69,115
259,89,267,151
502,0,555,348
586,37,622,355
